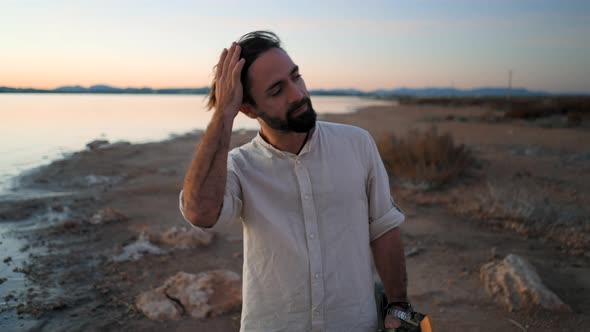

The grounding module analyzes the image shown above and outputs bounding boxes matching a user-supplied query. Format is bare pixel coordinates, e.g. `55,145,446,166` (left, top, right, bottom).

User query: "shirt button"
314,310,320,316
304,194,310,200
296,160,301,164
309,233,315,239
314,273,320,279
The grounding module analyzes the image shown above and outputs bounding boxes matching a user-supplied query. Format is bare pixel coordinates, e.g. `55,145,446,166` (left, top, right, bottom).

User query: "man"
180,31,409,331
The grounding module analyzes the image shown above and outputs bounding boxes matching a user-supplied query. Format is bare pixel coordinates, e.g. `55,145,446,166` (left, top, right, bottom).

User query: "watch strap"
386,307,413,322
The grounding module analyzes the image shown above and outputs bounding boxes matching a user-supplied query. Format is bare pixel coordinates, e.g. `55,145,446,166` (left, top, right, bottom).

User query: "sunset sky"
2,0,589,93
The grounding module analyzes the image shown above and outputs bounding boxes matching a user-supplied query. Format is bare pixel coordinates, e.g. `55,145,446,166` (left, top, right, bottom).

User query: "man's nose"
286,81,304,103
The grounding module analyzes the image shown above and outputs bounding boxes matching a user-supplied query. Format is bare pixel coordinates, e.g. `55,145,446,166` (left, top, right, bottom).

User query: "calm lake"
0,93,394,196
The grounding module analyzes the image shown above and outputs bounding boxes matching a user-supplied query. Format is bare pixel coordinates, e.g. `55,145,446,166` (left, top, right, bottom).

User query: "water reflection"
0,93,394,192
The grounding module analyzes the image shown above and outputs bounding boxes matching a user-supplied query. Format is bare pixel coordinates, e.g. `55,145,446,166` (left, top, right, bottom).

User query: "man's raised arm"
182,43,245,228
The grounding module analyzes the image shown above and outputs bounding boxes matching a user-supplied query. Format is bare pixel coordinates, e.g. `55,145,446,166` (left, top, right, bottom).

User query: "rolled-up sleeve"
179,158,243,230
364,132,405,241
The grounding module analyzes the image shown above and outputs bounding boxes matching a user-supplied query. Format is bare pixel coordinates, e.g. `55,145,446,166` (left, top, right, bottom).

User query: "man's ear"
239,104,258,119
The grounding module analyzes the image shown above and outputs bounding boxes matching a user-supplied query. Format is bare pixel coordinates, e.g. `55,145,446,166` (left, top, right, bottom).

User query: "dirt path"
400,202,590,331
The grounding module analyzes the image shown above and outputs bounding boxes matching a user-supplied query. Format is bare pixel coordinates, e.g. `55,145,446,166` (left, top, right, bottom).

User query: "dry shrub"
453,180,590,253
504,99,561,119
504,97,590,123
377,127,474,189
397,96,590,127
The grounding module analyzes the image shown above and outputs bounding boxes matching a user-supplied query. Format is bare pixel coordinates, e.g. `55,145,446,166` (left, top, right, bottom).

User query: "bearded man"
180,31,410,332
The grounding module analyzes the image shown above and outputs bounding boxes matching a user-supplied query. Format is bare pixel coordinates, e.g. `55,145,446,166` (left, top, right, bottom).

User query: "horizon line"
2,83,585,94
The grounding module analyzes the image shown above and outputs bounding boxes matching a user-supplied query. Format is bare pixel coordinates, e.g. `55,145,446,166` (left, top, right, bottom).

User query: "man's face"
245,48,316,133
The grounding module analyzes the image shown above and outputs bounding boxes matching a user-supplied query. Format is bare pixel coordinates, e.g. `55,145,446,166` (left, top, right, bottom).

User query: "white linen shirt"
180,121,405,332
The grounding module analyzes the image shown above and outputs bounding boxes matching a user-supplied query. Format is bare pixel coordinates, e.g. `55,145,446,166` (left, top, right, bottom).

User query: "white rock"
164,272,211,319
112,235,166,262
137,269,242,320
83,175,123,186
135,288,183,320
480,254,571,312
143,226,214,248
404,246,423,257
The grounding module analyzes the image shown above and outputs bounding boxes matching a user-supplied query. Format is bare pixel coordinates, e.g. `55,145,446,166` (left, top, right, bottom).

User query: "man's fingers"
229,44,241,70
215,48,227,78
232,58,245,85
222,42,237,80
215,48,228,79
384,316,401,329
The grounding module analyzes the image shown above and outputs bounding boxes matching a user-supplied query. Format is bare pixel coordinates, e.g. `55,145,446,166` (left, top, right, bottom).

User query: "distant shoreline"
1,85,578,97
0,91,375,97
0,86,372,96
0,87,211,95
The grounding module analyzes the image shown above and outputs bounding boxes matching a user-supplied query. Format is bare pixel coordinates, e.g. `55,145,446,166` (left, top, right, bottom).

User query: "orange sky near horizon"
2,1,589,93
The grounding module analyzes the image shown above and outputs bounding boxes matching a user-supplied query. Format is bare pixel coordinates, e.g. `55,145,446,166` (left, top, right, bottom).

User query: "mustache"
287,97,311,115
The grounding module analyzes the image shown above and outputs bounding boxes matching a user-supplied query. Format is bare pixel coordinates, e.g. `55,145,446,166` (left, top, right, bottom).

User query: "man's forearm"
371,227,408,303
182,112,234,227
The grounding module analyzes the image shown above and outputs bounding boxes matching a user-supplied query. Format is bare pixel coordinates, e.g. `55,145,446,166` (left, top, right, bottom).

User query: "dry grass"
453,180,590,254
504,97,590,120
377,127,475,189
396,96,590,127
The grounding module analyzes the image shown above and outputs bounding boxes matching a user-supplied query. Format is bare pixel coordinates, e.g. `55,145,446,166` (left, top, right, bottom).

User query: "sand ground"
1,103,589,331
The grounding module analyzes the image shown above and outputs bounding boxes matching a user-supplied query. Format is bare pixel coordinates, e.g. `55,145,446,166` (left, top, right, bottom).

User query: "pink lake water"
0,93,395,196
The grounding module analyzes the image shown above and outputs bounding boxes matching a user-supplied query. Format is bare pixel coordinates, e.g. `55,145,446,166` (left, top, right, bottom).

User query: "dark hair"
206,31,283,110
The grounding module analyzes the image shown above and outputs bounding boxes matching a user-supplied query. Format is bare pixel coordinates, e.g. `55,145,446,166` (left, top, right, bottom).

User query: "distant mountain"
0,85,583,96
54,85,88,93
0,86,47,93
157,88,210,94
0,85,211,94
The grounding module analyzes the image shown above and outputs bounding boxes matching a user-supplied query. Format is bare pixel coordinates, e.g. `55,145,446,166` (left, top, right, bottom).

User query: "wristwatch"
385,301,413,321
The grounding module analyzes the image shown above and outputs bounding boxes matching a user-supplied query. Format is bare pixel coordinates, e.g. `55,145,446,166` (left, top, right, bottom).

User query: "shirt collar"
253,122,320,159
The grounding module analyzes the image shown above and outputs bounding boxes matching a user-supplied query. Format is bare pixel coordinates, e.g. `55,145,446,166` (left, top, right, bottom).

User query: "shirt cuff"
369,203,405,241
178,190,215,230
179,190,238,230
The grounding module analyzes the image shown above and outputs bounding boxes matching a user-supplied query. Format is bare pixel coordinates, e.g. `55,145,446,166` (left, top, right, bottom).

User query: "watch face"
388,301,411,310
397,302,411,310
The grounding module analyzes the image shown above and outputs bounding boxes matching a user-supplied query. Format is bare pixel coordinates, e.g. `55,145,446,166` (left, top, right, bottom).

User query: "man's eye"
294,74,302,80
271,88,281,96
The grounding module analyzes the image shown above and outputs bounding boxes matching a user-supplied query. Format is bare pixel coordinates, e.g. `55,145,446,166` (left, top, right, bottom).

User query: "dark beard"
257,97,317,133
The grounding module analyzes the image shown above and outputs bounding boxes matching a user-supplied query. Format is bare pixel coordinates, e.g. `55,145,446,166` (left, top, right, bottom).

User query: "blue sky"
2,0,589,92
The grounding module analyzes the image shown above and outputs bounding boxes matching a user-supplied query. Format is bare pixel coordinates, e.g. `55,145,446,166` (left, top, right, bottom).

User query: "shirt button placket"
294,159,325,330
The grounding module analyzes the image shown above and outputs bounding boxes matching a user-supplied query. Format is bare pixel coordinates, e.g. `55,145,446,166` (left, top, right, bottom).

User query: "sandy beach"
1,103,590,331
